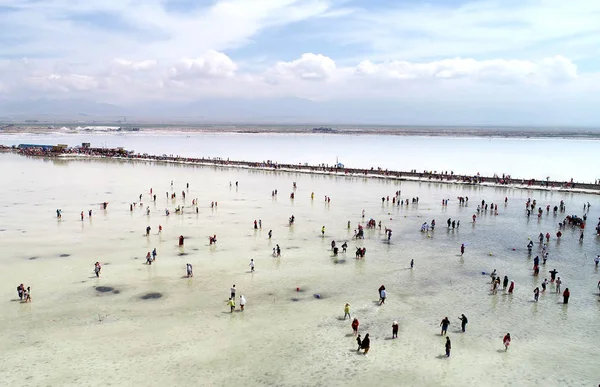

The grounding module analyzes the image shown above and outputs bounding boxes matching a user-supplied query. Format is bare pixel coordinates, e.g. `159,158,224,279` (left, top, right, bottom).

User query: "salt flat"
0,153,598,387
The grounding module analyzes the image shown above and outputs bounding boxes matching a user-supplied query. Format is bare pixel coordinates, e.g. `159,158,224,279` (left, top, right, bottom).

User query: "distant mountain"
0,99,126,120
1,97,600,127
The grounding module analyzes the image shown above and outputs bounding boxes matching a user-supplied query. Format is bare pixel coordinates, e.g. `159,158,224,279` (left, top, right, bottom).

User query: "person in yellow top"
321,226,325,236
344,303,351,320
227,298,235,313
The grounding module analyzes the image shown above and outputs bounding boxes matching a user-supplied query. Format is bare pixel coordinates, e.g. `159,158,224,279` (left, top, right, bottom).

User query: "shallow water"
1,131,599,182
0,153,599,387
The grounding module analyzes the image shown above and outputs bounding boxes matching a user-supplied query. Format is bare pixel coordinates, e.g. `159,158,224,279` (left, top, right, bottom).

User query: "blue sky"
1,0,600,125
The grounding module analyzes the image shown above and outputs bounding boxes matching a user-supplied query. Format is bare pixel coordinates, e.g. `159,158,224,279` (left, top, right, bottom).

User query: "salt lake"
0,150,599,387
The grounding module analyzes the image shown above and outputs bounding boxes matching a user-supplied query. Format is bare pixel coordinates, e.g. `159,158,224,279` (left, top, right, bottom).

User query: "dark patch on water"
59,254,70,257
179,252,188,256
140,292,163,300
291,298,300,302
95,286,114,293
112,290,120,294
334,259,347,264
28,256,38,260
0,229,5,232
192,248,198,251
103,263,110,265
105,192,112,194
287,246,301,250
21,231,26,233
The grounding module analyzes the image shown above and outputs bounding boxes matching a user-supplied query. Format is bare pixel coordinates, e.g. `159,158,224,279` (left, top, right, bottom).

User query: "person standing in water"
239,295,246,311
440,317,450,335
458,314,468,332
186,263,193,277
227,297,235,313
379,288,386,305
534,287,540,302
508,281,515,294
249,259,255,272
94,262,101,277
268,230,272,239
356,334,362,351
503,333,511,351
563,288,570,304
230,284,236,300
555,277,562,293
503,276,509,290
321,226,325,237
344,303,351,320
352,318,359,336
392,321,399,339
460,244,465,256
445,337,451,357
410,259,414,269
361,333,370,355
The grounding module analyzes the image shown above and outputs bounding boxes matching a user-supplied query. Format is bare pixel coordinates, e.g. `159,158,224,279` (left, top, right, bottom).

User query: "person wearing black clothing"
361,333,370,355
458,314,468,332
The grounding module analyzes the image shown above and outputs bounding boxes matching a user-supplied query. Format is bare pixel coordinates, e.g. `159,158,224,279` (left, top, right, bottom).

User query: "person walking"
563,288,570,304
445,337,451,357
239,295,246,311
503,333,511,351
361,333,370,355
343,303,351,320
249,259,255,272
440,317,450,335
352,318,359,336
227,297,235,313
379,288,386,305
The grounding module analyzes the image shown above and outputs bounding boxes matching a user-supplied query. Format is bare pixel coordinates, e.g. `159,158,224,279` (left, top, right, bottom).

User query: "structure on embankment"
4,143,599,193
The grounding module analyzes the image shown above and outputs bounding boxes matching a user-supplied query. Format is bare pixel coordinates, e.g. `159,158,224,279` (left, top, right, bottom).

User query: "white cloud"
0,53,586,101
169,51,238,80
113,59,157,71
26,73,99,93
271,53,337,81
0,0,599,124
354,56,577,84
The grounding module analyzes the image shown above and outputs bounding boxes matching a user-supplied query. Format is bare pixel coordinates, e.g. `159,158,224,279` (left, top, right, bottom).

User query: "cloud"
354,56,577,84
270,53,337,81
0,52,585,101
26,73,99,93
113,59,157,71
0,0,599,124
168,51,238,80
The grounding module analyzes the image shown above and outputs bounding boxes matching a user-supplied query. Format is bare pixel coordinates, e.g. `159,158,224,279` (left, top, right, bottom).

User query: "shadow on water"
435,355,448,359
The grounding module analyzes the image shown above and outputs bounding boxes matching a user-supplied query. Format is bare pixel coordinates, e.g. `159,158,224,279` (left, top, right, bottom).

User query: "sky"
1,0,600,125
